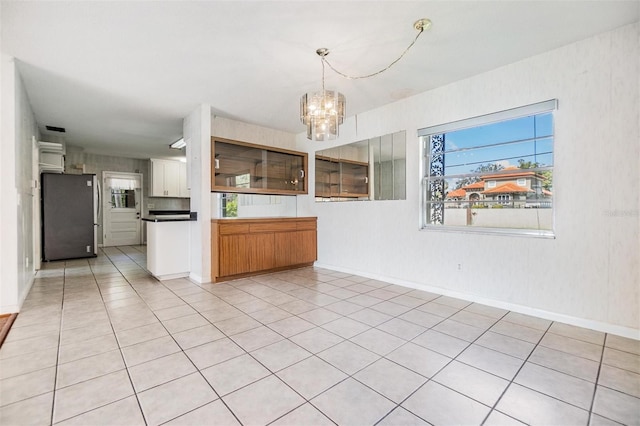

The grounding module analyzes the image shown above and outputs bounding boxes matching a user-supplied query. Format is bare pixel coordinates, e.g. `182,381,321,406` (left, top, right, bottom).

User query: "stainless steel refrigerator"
41,173,99,261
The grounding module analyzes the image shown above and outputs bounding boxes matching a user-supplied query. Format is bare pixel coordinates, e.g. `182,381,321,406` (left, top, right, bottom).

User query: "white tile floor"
1,245,639,425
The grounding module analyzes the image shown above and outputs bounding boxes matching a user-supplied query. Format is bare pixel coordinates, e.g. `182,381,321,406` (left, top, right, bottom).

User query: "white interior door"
103,171,142,247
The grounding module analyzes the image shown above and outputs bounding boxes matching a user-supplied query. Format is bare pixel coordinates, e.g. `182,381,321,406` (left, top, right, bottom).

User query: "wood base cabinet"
211,217,317,282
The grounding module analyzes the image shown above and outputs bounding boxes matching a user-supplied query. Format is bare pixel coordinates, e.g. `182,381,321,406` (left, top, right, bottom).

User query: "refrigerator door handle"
96,178,101,219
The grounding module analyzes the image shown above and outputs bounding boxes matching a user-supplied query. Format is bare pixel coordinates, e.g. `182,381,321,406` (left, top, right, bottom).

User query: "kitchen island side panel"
146,221,190,280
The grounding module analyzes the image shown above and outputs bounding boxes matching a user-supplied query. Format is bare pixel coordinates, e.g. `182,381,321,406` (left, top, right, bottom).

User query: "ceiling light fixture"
170,138,186,149
300,18,431,141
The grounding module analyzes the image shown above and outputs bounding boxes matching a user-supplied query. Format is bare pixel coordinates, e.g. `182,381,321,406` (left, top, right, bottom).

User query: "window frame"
497,194,511,205
418,99,557,238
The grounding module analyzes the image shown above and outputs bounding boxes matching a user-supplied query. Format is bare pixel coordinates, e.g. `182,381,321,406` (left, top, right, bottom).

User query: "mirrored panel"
215,193,297,218
315,140,369,200
315,130,406,201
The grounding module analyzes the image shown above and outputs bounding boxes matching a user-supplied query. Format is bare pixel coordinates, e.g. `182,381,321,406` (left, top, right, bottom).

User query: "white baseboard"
1,271,36,315
188,272,211,284
0,304,21,315
314,262,640,341
153,272,189,281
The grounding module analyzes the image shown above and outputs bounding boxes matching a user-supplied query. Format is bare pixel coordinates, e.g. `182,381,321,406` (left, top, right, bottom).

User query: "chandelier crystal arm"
321,28,425,80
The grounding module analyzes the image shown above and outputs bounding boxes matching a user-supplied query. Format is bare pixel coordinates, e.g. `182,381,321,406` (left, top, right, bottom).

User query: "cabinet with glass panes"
315,155,368,198
212,138,308,195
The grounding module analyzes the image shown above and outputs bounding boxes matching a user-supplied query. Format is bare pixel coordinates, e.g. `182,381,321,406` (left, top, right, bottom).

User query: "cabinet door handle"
215,159,220,169
365,177,368,184
299,169,305,179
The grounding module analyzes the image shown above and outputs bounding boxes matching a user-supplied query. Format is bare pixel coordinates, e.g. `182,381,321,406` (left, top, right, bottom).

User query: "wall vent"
45,125,66,133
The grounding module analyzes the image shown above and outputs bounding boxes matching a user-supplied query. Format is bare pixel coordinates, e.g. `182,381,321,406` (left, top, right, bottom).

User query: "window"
497,194,511,205
420,99,556,237
221,193,238,217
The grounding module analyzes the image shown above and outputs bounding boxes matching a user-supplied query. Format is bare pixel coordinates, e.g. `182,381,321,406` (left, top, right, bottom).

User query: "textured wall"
0,56,39,314
64,148,189,244
296,23,639,335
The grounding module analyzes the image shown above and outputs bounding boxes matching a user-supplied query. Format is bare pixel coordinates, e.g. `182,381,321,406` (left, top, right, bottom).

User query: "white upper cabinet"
39,141,65,173
150,159,188,198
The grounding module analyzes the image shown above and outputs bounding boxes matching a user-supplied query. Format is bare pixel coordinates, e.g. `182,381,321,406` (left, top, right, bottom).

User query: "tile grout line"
191,272,404,425
371,305,470,425
19,250,635,426
265,289,500,425
91,246,150,426
374,307,510,426
49,262,67,426
173,272,346,425
586,332,607,425
226,273,512,425
163,272,339,425
109,246,247,426
46,250,150,424
479,320,554,425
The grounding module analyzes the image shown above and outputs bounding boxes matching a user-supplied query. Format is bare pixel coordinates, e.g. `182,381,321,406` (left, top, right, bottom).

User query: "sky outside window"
437,113,554,178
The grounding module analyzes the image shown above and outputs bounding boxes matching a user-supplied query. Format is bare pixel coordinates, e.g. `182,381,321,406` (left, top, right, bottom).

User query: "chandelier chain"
321,28,424,80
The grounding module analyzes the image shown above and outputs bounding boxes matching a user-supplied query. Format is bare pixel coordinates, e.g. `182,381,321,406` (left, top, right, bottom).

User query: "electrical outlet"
25,257,30,268
457,263,463,271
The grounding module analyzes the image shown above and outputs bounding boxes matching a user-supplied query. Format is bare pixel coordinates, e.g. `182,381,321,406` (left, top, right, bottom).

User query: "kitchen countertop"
142,211,197,222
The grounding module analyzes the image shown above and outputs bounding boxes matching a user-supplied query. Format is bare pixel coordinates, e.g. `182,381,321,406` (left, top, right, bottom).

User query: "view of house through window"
420,100,557,237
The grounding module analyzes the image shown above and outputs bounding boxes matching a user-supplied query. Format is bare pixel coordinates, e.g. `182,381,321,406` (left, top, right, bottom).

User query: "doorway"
102,171,143,247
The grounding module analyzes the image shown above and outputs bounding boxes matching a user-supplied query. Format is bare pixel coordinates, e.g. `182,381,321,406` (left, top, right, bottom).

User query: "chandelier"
300,49,345,142
300,18,432,141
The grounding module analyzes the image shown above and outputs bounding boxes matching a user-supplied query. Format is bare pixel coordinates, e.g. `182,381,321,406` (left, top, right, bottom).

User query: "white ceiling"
2,1,638,159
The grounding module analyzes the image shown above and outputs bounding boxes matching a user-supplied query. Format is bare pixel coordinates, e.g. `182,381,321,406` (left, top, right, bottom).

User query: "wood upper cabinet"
212,138,308,195
150,159,188,198
211,217,317,282
315,155,369,198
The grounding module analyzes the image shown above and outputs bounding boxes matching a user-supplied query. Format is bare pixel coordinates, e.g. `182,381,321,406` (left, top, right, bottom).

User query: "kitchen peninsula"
143,211,197,280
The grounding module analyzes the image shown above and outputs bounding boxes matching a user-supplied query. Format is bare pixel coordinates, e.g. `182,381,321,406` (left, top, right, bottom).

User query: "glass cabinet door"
212,139,307,195
340,161,369,197
263,150,305,192
214,141,262,189
315,156,368,199
315,156,340,197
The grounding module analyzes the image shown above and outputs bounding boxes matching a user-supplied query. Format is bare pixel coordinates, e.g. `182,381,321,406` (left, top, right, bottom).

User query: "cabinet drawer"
296,220,317,230
249,222,297,233
218,223,250,235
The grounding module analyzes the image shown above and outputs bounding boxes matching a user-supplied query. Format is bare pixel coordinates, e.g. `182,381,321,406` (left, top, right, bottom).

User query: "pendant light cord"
321,25,425,80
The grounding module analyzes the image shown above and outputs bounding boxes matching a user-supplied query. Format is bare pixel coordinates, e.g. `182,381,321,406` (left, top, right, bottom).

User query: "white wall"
184,104,211,283
295,23,639,337
0,56,39,314
212,116,297,151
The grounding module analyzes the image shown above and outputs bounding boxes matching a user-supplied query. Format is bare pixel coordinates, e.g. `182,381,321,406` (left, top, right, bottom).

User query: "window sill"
420,225,555,239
